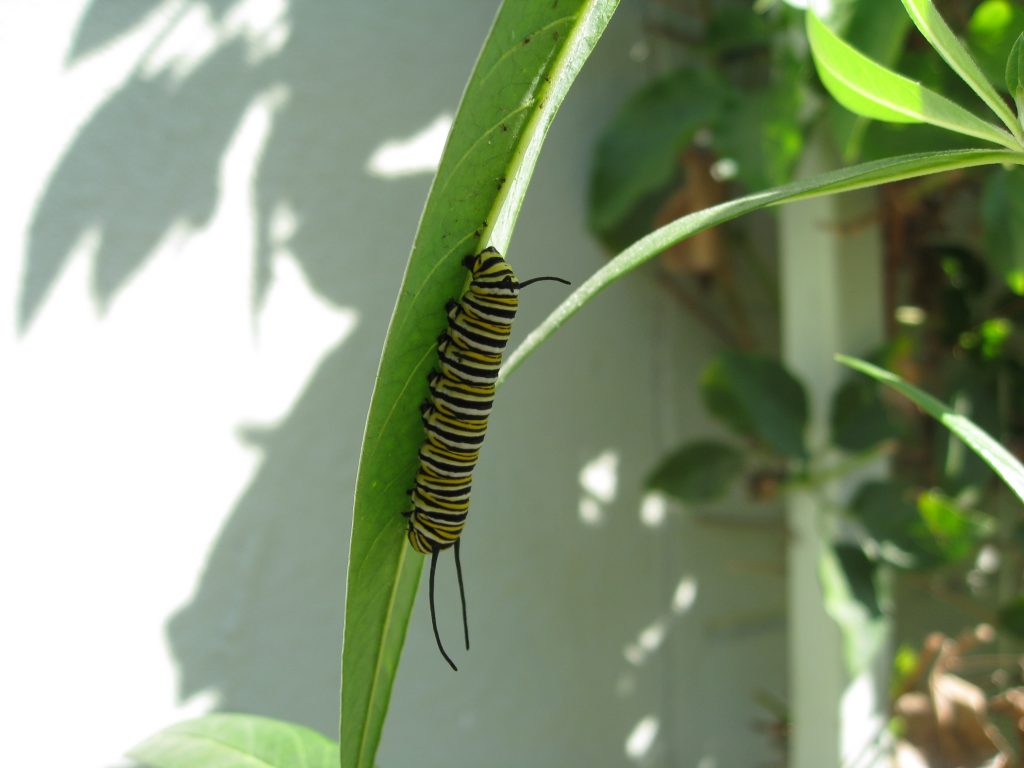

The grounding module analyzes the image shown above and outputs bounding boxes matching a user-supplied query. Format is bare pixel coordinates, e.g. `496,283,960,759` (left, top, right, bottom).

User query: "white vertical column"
778,136,889,768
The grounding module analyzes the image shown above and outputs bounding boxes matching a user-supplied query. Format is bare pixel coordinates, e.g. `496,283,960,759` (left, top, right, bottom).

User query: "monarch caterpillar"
404,246,569,670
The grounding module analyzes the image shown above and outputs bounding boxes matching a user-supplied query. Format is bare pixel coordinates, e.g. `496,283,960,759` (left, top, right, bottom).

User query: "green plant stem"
782,443,895,493
500,149,1024,386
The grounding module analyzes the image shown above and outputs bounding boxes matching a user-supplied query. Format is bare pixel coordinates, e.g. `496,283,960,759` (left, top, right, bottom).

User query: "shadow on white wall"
12,2,793,765
17,0,496,742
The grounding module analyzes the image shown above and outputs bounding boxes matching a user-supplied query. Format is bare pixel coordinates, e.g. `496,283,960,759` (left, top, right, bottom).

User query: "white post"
779,136,889,768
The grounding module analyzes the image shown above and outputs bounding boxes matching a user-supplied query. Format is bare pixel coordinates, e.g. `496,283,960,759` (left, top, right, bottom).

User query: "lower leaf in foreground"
128,714,338,768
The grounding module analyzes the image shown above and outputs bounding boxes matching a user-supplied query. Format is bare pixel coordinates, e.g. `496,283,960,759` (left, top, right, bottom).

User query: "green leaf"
502,148,1024,382
901,0,1024,142
839,483,988,570
958,318,1015,359
822,0,914,160
937,370,1003,493
836,355,1024,507
997,595,1024,639
806,13,1017,149
893,643,919,688
700,359,755,440
1008,32,1024,117
342,2,620,766
830,372,899,452
646,439,744,502
849,480,926,567
978,317,1014,359
916,489,992,563
968,1,1024,92
807,12,917,125
820,544,889,676
700,351,808,459
128,714,337,768
588,67,722,250
981,167,1024,295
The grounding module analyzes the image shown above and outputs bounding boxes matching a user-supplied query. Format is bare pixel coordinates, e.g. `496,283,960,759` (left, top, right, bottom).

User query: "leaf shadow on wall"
26,0,496,737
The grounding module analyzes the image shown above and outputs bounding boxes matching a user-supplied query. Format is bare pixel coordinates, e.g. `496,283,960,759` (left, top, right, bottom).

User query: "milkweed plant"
128,1,1024,766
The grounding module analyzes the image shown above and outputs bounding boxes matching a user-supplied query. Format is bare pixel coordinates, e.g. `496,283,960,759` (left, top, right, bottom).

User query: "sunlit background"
1,2,788,766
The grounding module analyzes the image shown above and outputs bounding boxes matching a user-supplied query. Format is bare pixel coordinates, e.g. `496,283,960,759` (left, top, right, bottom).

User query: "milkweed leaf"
503,149,1024,382
830,372,899,452
343,2,620,767
588,67,722,250
901,0,1023,141
647,439,744,502
820,544,889,676
806,12,1016,148
701,351,808,459
836,355,1024,506
822,0,913,161
128,714,337,768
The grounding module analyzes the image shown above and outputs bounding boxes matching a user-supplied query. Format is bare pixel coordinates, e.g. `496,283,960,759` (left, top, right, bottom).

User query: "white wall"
1,2,787,767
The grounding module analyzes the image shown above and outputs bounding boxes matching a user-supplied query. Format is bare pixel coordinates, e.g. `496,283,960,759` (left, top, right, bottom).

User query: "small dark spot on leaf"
553,30,559,40
474,229,482,238
501,123,508,132
522,36,531,45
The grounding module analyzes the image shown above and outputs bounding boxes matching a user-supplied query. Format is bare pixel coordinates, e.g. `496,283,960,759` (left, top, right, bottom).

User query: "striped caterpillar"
404,247,568,670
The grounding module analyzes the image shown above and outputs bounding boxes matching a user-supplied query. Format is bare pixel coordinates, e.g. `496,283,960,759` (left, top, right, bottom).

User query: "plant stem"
782,443,895,492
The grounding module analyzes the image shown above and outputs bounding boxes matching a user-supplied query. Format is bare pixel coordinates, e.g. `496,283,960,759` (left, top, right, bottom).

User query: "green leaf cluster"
849,481,991,570
837,356,1024,664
